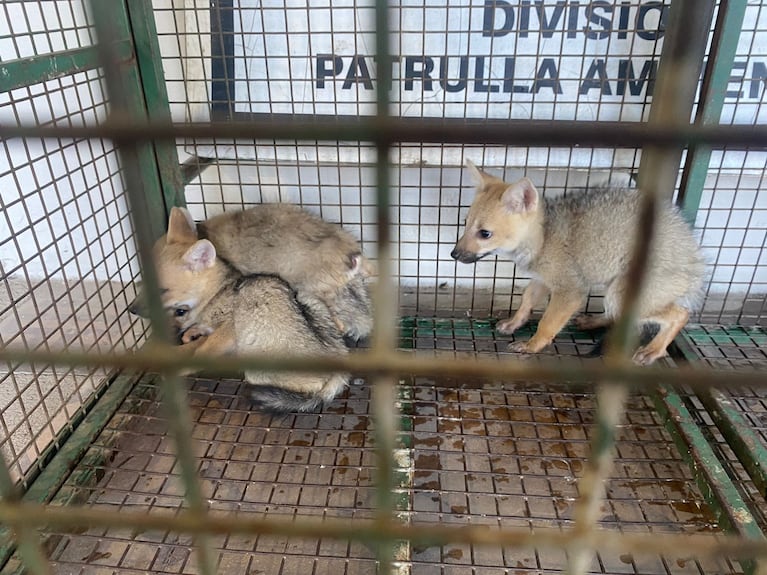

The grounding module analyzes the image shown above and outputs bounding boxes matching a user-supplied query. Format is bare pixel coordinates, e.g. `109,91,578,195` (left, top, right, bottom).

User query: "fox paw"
181,326,210,345
632,345,667,366
497,317,524,335
508,340,535,354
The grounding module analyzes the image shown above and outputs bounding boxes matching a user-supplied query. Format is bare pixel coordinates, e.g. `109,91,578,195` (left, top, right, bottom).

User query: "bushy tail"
585,323,660,358
243,373,349,413
244,384,325,413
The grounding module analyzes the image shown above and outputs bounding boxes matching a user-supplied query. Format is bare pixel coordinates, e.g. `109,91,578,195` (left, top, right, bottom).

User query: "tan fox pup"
130,204,373,342
160,224,350,413
451,161,705,365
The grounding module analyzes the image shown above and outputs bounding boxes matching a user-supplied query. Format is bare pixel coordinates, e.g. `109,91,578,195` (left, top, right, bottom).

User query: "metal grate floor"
677,325,767,530
3,320,763,574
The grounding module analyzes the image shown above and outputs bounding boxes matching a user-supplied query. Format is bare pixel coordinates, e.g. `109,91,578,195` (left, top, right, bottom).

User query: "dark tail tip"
244,384,325,414
584,323,660,358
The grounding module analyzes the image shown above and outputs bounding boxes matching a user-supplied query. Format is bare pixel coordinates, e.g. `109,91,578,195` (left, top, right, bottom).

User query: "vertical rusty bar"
88,2,216,574
0,458,50,575
371,0,399,573
637,0,717,202
568,2,716,573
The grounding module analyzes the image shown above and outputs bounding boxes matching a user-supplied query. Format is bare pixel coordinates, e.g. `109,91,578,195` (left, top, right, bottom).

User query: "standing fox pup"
162,231,350,413
130,204,373,342
451,161,704,365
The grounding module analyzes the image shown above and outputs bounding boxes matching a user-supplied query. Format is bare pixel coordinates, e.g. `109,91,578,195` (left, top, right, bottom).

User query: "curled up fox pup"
152,212,352,413
132,205,373,413
451,161,705,365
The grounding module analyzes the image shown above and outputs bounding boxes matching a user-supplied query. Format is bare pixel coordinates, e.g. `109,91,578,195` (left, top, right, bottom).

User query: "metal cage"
1,0,767,574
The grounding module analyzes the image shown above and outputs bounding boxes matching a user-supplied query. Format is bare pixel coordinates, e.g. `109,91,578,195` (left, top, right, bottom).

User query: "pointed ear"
501,178,539,214
466,160,487,186
466,160,497,192
167,207,198,244
348,253,375,278
182,239,217,272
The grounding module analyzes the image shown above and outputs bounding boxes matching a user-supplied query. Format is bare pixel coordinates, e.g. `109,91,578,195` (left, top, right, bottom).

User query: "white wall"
0,1,139,285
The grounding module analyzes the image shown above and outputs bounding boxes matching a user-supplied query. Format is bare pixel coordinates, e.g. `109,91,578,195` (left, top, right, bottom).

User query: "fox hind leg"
632,304,689,365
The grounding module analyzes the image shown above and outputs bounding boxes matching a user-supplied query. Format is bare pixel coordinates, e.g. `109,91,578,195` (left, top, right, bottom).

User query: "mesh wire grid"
0,0,146,487
0,328,752,574
0,0,767,574
152,0,767,325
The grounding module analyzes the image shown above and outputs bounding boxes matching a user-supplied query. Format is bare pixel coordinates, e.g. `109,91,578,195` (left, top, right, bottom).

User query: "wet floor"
5,320,763,574
6,371,742,575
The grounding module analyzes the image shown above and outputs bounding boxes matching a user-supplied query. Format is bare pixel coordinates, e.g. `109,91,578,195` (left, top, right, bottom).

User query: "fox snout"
450,246,482,264
128,295,148,317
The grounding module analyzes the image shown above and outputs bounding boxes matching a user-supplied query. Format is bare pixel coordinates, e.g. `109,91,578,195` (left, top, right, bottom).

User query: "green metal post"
678,0,749,224
637,0,717,202
0,45,131,93
89,2,215,574
125,0,185,210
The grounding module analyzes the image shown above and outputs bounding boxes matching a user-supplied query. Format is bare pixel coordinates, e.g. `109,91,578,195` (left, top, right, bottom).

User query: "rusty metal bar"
3,345,767,391
1,119,766,149
1,500,767,561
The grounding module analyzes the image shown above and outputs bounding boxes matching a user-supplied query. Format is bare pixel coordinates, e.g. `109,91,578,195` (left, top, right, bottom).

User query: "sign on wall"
196,0,766,165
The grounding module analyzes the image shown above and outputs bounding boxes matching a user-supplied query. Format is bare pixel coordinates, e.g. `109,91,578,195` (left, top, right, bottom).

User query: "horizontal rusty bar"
1,501,767,561
2,345,767,393
1,118,766,149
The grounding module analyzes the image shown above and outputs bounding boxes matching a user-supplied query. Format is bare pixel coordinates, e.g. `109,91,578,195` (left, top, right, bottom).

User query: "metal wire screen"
0,1,145,486
1,0,767,574
153,0,767,324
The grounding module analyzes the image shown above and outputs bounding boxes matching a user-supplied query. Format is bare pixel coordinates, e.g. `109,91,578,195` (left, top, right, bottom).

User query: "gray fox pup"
164,233,350,413
451,161,704,365
130,204,373,342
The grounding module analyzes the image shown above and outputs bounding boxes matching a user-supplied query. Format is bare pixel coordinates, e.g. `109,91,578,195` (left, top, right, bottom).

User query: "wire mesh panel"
0,1,145,485
151,0,767,322
1,0,767,574
0,345,751,574
16,375,384,574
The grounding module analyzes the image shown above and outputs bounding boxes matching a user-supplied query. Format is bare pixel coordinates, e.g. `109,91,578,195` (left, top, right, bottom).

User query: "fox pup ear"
501,178,539,214
167,207,198,244
182,239,217,272
348,253,375,278
465,160,492,188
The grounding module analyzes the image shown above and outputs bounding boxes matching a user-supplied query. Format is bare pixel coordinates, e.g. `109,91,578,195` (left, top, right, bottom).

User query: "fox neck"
506,209,545,270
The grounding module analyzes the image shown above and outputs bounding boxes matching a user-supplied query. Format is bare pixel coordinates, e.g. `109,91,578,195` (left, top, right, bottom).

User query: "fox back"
233,274,350,412
453,162,705,317
200,204,373,300
130,204,374,342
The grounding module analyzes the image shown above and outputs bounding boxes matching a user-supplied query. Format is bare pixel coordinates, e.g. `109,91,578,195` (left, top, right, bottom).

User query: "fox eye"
478,229,493,239
174,307,188,317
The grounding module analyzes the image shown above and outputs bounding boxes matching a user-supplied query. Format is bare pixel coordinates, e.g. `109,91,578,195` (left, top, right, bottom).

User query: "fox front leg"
181,325,213,345
177,325,237,375
509,290,583,354
496,280,549,335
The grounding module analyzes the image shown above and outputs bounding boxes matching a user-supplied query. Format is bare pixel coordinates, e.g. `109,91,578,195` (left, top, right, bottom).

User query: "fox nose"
450,248,460,260
128,297,147,317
